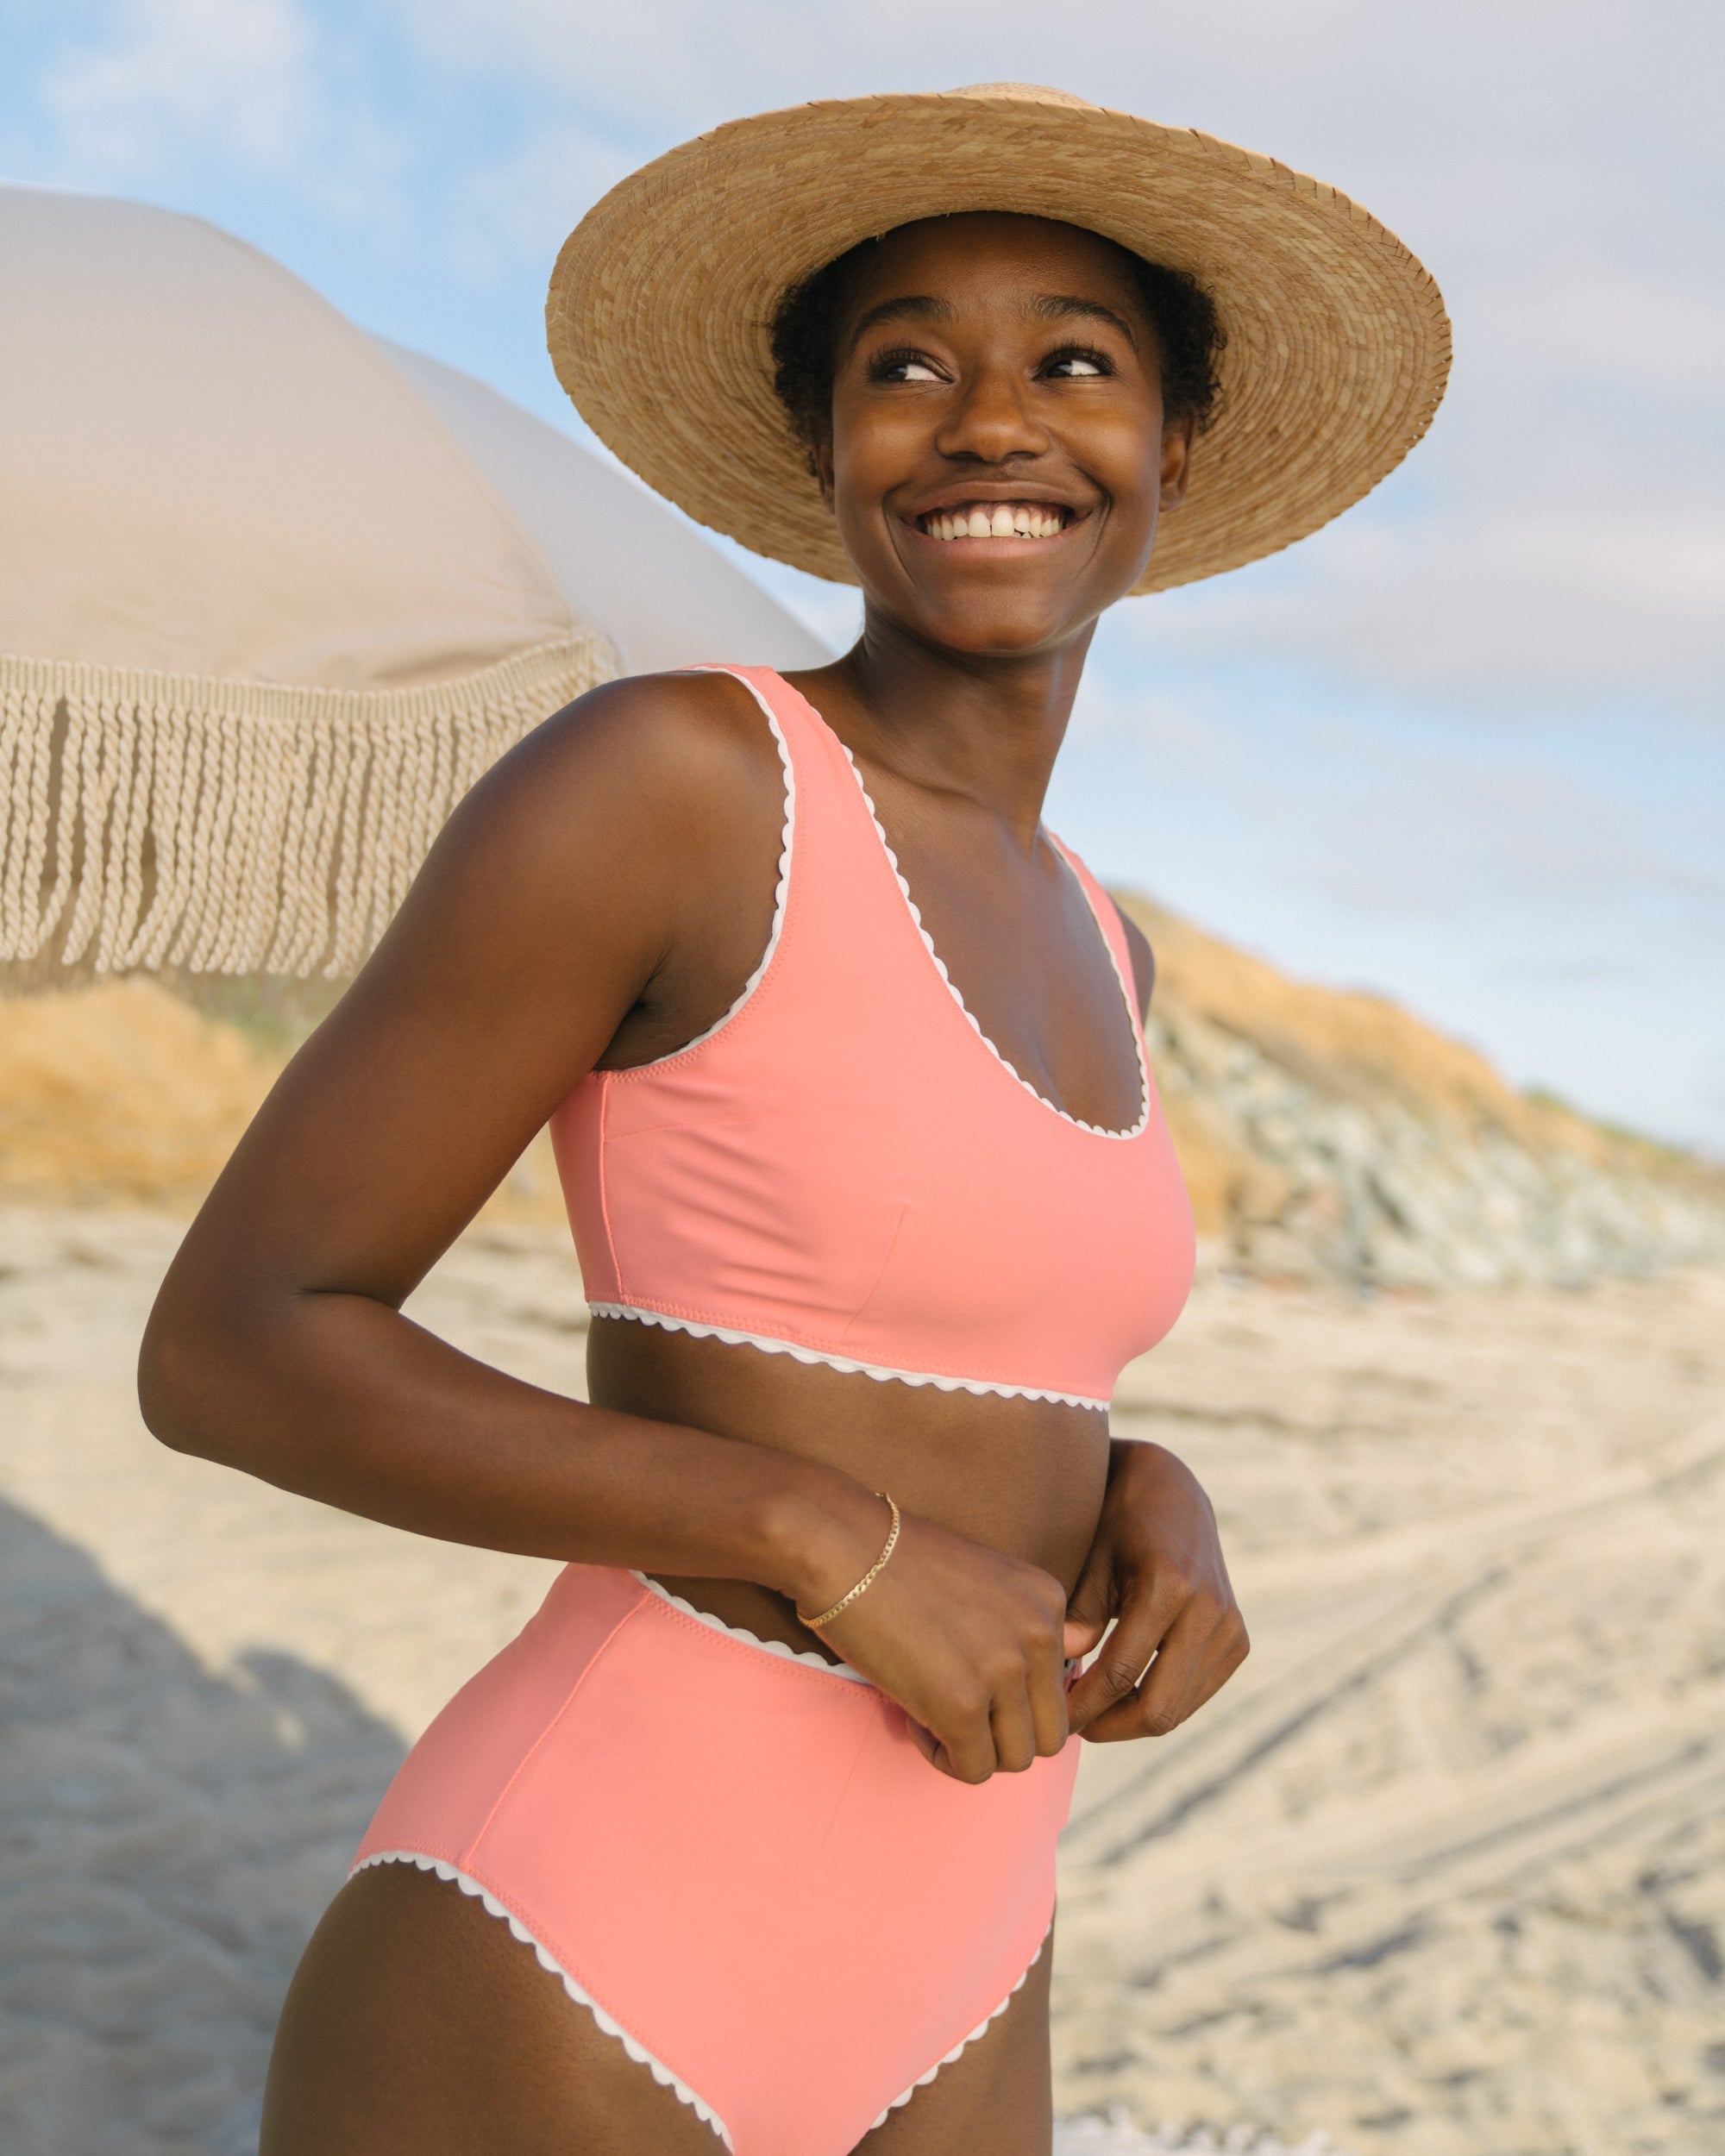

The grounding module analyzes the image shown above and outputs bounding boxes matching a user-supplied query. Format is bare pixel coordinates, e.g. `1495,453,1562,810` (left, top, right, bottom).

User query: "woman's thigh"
259,1865,716,2156
260,1864,1053,2156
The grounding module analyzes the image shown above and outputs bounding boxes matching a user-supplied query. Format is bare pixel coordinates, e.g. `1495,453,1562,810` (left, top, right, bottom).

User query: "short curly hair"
769,224,1226,469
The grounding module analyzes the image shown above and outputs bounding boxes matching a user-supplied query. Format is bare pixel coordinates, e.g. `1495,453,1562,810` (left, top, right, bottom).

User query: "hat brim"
547,89,1450,596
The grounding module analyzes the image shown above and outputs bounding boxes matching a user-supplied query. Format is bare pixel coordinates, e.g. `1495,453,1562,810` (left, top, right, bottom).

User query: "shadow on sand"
0,1496,406,2156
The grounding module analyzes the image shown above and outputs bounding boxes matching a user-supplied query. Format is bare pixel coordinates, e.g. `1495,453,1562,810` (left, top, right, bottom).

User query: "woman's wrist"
754,1460,894,1615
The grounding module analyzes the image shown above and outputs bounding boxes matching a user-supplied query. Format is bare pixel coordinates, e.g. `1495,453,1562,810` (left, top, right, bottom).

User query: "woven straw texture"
549,85,1450,594
0,639,611,979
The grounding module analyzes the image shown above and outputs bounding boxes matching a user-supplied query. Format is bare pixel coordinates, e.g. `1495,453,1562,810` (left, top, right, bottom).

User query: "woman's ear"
1159,414,1196,511
811,431,837,512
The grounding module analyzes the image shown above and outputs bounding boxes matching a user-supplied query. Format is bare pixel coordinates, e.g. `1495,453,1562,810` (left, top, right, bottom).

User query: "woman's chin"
869,586,1097,661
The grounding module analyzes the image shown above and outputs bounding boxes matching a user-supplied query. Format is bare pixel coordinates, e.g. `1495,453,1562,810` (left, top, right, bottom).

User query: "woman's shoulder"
447,666,787,850
401,667,786,965
531,665,786,783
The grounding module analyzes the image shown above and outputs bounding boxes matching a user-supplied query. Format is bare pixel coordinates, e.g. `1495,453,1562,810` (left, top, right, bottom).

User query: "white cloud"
40,0,321,177
27,0,410,217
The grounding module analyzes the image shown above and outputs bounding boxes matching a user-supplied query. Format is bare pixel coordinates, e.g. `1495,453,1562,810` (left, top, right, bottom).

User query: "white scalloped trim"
869,1933,1049,2128
625,667,794,1070
586,1302,1109,1410
630,1570,871,1681
352,1851,732,2148
834,733,1149,1140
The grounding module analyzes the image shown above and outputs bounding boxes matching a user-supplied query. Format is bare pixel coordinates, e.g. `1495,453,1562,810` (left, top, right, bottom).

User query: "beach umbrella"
0,186,825,981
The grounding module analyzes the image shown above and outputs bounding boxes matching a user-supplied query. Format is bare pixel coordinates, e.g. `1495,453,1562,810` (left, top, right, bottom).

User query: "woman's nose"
933,367,1050,463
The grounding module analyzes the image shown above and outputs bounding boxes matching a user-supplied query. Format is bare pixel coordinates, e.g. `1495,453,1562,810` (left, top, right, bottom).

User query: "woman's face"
819,213,1192,660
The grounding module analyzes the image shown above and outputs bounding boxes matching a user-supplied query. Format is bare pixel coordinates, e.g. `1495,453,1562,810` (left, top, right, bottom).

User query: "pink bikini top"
550,667,1194,1411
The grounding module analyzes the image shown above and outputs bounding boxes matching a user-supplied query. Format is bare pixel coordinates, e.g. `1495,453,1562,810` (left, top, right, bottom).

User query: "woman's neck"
802,609,1096,849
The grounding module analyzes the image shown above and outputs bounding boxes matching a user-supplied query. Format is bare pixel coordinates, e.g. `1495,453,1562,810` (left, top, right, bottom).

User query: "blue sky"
4,1,1722,1150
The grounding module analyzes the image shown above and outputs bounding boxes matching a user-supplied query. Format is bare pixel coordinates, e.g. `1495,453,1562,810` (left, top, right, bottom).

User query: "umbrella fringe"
0,639,616,979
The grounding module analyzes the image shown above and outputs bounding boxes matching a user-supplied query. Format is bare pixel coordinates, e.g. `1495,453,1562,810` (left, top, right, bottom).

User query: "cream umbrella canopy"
0,186,825,981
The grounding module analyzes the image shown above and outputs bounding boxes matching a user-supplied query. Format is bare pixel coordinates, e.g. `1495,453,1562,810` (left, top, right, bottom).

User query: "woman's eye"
1044,350,1108,379
873,352,944,384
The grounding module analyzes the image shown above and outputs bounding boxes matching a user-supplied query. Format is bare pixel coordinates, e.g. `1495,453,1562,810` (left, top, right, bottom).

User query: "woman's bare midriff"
587,1314,1112,1661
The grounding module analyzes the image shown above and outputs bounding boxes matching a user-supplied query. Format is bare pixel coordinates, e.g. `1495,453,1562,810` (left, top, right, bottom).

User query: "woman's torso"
551,666,1194,1651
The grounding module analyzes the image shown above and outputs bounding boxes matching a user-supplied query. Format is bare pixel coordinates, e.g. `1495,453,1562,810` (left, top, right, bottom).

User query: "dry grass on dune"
0,976,566,1223
1116,893,1711,1188
0,981,277,1209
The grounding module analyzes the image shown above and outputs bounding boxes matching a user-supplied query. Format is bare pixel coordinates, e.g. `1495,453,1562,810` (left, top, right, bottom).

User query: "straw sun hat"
549,85,1450,596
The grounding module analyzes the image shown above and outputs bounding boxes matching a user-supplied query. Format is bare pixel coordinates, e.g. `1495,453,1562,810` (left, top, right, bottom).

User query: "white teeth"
923,505,1068,541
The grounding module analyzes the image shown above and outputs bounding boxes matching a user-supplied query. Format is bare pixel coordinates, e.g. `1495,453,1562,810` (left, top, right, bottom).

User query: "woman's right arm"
139,676,886,1605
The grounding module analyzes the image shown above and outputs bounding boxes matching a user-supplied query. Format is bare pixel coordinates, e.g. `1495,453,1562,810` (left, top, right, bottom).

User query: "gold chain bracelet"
796,1493,901,1631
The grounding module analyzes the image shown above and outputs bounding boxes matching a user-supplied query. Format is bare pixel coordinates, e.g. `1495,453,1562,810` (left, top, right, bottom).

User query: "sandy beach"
2,1204,1722,2154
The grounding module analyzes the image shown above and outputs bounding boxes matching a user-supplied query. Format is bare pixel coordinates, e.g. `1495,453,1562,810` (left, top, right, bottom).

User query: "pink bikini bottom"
353,1562,1078,2156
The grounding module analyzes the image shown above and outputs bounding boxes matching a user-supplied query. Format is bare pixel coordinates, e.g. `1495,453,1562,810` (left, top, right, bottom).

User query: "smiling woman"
139,81,1446,2156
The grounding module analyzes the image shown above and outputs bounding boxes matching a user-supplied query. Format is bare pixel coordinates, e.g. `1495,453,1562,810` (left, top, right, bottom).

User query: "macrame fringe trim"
0,637,613,977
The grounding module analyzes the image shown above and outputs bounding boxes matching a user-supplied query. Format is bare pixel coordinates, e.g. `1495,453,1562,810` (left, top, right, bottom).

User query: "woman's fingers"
989,1695,1039,1777
930,1687,1006,1783
1078,1595,1250,1744
906,1715,941,1767
1065,1575,1170,1733
913,1637,1070,1783
1028,1652,1074,1762
1061,1546,1114,1663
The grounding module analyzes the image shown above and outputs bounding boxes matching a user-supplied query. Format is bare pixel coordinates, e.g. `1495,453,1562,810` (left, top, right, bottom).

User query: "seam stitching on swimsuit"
794,1704,881,1891
586,1301,1109,1408
837,1198,909,1347
461,1594,651,1867
600,665,796,1081
593,1080,622,1300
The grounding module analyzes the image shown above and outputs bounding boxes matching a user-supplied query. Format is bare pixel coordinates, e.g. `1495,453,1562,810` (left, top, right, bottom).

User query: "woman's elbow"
136,1278,252,1462
138,1296,207,1455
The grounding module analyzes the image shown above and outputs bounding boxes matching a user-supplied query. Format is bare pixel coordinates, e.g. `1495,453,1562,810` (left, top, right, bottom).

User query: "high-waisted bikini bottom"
353,1561,1079,2156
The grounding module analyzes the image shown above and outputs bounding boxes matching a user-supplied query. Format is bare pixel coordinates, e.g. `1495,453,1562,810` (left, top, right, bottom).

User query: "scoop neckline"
771,670,1150,1141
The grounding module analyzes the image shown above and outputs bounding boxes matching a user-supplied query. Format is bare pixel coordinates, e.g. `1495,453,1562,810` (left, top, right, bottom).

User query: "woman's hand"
1062,1440,1248,1742
806,1503,1071,1785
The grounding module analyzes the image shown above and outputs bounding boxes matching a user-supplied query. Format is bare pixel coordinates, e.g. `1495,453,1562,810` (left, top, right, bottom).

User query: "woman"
141,85,1446,2156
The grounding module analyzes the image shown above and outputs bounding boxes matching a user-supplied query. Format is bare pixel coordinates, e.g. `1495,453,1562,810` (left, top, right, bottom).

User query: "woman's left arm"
1063,1439,1249,1739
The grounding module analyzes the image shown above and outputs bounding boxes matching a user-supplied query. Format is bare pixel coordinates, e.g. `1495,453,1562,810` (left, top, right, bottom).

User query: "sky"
3,1,1722,1150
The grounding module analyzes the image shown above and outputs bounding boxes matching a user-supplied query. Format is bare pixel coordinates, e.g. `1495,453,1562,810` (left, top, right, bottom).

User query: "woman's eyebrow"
1026,293,1138,347
846,294,954,348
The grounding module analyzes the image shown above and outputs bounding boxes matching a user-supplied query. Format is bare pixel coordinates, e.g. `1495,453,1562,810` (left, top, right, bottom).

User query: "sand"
2,1204,1722,2155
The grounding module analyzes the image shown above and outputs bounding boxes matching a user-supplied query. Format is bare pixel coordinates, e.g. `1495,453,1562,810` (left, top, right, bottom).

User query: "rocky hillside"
1118,893,1725,1288
3,909,1722,1289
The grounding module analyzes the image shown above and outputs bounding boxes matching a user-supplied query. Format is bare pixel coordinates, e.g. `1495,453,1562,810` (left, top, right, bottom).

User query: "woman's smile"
913,498,1079,542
